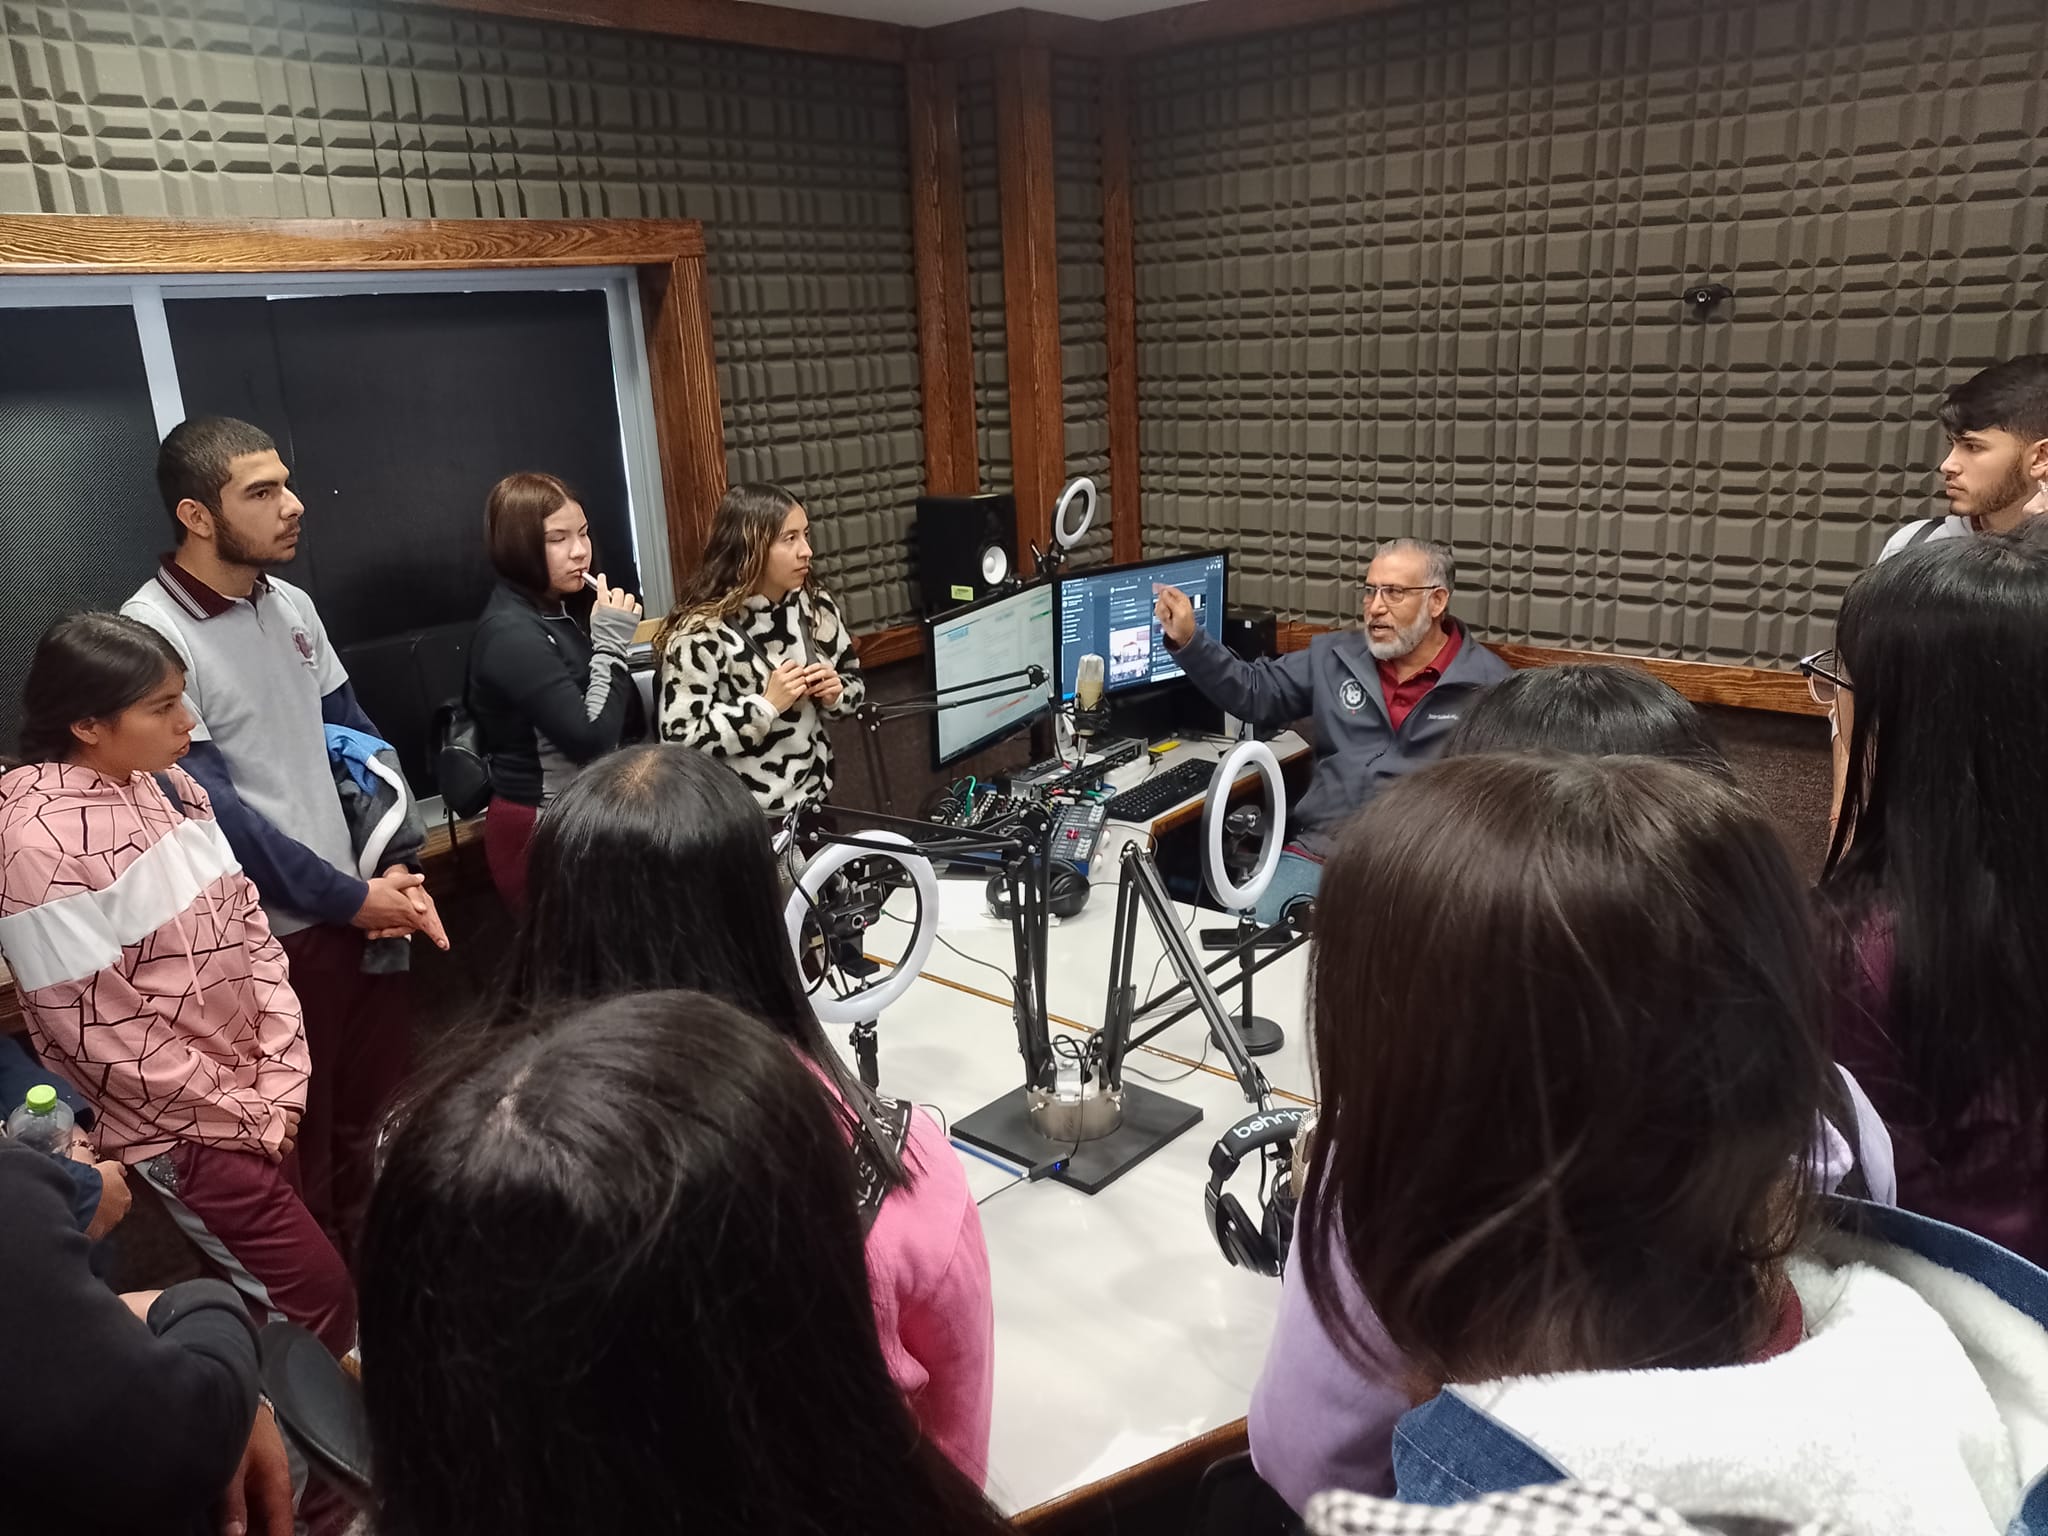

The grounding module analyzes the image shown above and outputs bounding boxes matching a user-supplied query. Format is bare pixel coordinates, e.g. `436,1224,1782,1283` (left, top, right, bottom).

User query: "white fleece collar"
1456,1235,2048,1535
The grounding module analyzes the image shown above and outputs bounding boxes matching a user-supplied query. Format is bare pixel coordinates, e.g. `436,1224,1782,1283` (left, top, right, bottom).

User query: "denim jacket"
1391,1199,2048,1535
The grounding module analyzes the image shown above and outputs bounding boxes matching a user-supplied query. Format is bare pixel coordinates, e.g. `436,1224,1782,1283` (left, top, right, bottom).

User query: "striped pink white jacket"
0,761,307,1163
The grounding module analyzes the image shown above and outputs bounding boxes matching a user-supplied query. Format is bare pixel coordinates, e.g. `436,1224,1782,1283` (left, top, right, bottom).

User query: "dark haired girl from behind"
490,743,994,1482
361,991,1015,1536
1820,530,2048,1267
1248,666,1899,1515
1442,661,1731,775
1291,756,2048,1530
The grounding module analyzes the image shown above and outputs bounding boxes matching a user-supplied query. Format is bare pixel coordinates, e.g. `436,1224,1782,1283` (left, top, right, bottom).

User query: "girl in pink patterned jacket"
0,613,353,1354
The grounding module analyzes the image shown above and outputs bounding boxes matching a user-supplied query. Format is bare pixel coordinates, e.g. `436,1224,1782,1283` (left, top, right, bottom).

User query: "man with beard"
1152,537,1508,923
124,416,446,1267
1879,355,2048,560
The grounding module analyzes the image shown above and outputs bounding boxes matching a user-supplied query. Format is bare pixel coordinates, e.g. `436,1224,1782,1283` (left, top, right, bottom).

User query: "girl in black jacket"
468,472,643,908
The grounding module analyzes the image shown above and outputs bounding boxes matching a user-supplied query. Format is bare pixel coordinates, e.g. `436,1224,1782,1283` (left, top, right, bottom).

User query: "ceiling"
737,0,1188,22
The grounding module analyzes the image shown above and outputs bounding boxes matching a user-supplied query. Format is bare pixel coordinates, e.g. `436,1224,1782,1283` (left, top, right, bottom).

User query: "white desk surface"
828,974,1293,1516
841,731,1322,1514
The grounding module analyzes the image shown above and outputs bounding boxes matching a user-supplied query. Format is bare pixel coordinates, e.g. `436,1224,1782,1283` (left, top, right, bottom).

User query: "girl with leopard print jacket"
655,484,866,814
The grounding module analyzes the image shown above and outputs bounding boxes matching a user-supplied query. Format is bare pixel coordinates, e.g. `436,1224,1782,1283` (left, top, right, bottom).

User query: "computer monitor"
1055,550,1228,701
927,581,1057,769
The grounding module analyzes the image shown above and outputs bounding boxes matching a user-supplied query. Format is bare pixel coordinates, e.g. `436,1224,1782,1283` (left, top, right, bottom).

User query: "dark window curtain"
167,289,637,791
0,307,166,750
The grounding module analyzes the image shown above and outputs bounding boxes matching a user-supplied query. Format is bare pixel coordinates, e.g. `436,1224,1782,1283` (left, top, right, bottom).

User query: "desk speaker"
1224,611,1278,661
916,493,1015,615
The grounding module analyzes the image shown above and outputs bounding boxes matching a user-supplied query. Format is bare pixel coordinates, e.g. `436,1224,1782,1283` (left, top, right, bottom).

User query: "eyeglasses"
1362,583,1443,605
1798,649,1853,707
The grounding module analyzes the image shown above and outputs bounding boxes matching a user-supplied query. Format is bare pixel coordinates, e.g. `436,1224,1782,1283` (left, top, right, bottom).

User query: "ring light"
784,832,939,1025
1052,477,1097,551
1201,740,1286,914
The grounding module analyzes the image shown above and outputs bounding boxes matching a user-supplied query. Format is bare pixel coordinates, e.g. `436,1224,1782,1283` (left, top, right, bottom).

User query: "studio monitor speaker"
1224,611,1278,662
916,493,1015,616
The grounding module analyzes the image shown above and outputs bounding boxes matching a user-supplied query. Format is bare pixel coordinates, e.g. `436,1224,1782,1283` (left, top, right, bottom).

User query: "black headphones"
985,863,1090,921
1205,1104,1314,1277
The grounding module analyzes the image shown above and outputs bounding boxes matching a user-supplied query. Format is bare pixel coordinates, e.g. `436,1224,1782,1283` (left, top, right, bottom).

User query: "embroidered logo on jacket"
1339,679,1366,711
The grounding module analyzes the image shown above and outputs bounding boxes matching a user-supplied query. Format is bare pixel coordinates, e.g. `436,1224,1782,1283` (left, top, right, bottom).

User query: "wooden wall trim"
420,0,909,61
907,59,978,497
0,214,704,272
392,0,1526,69
1100,56,1142,565
1274,624,1826,718
918,7,1111,60
1109,0,1407,53
637,258,730,588
994,45,1066,566
0,214,728,608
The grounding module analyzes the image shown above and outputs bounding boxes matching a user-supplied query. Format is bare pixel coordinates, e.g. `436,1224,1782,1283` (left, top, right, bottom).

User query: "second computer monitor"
1056,551,1228,701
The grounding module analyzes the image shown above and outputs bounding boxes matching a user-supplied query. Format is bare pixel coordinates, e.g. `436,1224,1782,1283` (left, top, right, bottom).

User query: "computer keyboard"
1102,758,1217,824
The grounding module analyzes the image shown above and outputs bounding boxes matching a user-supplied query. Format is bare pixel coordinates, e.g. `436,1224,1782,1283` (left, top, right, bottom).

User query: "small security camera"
1683,283,1733,314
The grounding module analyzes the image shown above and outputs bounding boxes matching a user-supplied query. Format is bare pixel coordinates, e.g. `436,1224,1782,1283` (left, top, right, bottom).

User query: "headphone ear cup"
1049,864,1089,919
984,872,1012,921
1258,1187,1291,1277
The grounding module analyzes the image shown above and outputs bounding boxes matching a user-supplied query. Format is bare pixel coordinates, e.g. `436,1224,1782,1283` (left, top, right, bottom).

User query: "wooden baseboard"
1274,623,1825,718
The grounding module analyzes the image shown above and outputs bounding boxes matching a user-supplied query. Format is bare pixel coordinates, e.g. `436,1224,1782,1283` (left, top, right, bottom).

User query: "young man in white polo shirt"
125,416,447,1259
1878,355,2048,560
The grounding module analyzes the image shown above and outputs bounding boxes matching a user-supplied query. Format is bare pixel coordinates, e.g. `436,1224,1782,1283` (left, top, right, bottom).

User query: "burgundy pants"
278,924,411,1266
151,1143,357,1356
483,795,539,911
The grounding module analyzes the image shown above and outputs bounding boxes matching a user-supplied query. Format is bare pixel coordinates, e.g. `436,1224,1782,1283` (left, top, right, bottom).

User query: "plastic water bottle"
6,1084,75,1156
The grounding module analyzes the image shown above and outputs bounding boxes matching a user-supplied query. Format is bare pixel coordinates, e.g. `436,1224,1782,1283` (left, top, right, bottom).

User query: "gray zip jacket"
1171,619,1511,856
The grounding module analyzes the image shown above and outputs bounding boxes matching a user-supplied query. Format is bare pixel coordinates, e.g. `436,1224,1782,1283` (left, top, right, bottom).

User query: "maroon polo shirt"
1375,623,1463,732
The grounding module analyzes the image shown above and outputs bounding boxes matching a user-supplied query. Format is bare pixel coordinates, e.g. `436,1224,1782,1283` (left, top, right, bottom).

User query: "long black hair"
1303,755,1826,1385
499,743,904,1188
1820,531,2048,1169
1446,663,1731,779
16,613,185,762
360,991,1013,1536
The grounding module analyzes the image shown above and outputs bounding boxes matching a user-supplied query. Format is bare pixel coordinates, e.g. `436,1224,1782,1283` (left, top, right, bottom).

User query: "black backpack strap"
152,772,187,819
1907,518,1943,548
852,1096,915,1236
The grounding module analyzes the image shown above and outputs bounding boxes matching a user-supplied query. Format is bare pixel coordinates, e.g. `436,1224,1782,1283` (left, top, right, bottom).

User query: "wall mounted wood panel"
994,46,1066,565
420,0,909,60
908,60,979,497
1100,57,1142,566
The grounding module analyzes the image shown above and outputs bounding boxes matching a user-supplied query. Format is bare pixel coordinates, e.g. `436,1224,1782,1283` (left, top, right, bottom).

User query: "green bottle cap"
24,1084,58,1115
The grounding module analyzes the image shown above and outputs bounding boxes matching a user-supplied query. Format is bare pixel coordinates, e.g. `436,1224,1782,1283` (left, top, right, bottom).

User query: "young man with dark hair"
123,416,447,1259
1880,355,2048,559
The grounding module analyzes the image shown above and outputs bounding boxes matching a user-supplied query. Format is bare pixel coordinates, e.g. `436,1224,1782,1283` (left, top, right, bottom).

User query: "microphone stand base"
1227,1014,1286,1058
953,1082,1203,1196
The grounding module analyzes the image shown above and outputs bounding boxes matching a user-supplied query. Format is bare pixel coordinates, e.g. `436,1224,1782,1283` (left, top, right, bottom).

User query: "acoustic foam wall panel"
0,0,926,630
1130,0,2048,667
1053,51,1113,571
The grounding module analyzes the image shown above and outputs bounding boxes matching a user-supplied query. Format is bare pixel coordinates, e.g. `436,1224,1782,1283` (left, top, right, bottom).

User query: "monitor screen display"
1055,551,1228,701
928,582,1057,767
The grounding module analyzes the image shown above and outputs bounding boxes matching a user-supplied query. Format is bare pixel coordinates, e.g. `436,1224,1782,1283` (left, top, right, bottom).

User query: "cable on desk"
1124,1030,1212,1085
879,910,1018,1006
